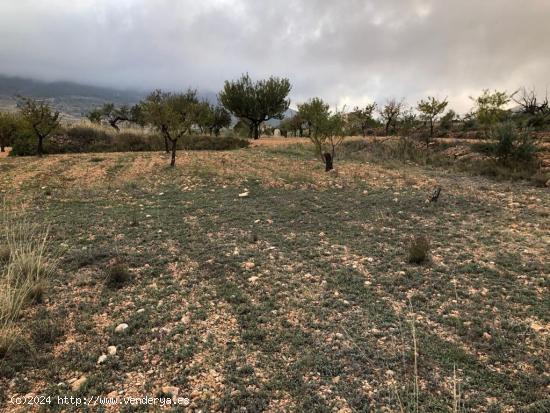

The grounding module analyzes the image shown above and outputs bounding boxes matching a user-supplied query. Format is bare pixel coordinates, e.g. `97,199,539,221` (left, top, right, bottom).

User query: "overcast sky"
1,0,549,113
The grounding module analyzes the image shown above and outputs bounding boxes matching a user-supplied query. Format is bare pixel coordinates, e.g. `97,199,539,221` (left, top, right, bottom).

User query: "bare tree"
511,87,549,115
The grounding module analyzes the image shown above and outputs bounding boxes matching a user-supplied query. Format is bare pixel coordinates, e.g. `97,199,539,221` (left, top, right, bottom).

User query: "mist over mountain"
0,74,296,125
0,74,221,119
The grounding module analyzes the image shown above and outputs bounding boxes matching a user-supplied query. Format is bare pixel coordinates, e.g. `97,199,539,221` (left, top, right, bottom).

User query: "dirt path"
0,148,10,158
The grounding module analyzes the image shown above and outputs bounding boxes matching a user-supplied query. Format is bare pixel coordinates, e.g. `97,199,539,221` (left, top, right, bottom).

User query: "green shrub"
493,122,537,163
10,129,37,156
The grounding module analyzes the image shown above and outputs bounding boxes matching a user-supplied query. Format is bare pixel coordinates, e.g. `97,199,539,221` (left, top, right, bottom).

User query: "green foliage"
196,102,231,136
10,128,39,156
493,122,537,163
18,97,60,156
298,98,346,165
471,89,511,136
417,96,448,143
219,73,291,139
297,97,332,139
0,112,21,152
141,89,201,166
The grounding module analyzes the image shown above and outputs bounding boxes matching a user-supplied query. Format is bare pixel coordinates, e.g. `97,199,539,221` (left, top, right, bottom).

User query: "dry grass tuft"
407,235,430,264
106,261,131,288
0,207,54,356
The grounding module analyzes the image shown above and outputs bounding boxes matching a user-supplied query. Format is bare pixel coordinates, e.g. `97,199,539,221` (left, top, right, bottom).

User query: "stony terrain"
0,141,548,412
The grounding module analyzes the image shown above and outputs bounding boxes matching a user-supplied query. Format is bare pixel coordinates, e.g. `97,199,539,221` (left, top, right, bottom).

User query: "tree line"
1,74,548,170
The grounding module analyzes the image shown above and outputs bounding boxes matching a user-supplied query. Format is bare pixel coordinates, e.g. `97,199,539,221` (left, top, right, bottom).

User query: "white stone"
107,346,117,355
115,323,128,333
97,354,108,364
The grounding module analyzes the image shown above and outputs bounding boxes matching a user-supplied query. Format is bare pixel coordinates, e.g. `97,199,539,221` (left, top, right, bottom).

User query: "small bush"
106,262,131,287
30,318,64,347
493,122,537,163
408,235,430,264
10,129,37,156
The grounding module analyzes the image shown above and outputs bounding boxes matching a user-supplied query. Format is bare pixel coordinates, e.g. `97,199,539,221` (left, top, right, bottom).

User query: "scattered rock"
71,376,87,391
107,346,117,355
137,308,145,313
238,192,249,198
248,276,259,283
181,315,190,324
483,332,492,341
97,354,108,364
115,323,129,333
242,261,255,270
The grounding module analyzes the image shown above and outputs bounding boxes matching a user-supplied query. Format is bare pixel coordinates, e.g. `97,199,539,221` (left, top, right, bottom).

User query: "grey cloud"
1,0,549,113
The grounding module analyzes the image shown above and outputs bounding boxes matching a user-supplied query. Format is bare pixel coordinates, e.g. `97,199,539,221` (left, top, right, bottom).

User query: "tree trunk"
324,152,333,172
110,121,120,132
253,123,260,140
170,139,177,167
385,120,391,136
164,136,170,153
0,145,4,152
37,136,44,157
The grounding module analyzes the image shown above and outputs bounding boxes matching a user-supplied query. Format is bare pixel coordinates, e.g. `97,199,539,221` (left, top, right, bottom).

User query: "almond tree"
141,89,200,167
219,74,291,139
417,96,448,147
298,97,345,171
19,97,60,157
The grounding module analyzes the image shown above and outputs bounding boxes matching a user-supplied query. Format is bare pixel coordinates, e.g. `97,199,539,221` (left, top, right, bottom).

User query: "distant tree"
379,99,404,135
219,74,291,139
298,98,346,171
141,89,200,167
417,96,448,146
348,103,376,136
87,103,131,132
288,113,305,136
0,112,20,152
18,97,60,157
130,103,147,127
197,103,231,136
470,89,510,137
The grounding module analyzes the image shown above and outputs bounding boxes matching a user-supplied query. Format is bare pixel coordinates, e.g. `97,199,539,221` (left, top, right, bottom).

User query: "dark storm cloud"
1,0,549,112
